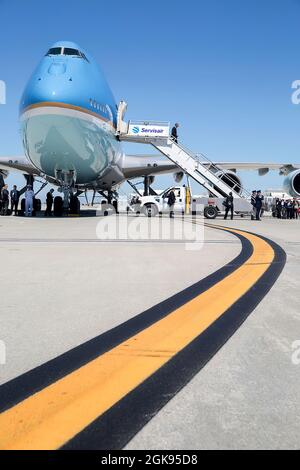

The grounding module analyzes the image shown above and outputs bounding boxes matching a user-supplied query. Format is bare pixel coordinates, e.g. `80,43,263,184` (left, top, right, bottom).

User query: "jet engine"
213,170,242,194
283,169,300,197
0,170,7,189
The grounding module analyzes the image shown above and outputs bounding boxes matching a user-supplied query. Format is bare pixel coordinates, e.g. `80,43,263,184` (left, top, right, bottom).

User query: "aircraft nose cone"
48,62,66,75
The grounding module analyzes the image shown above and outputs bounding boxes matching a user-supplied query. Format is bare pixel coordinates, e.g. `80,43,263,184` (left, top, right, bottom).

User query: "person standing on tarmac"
294,199,300,219
45,189,54,216
275,198,282,219
167,189,176,218
10,185,19,216
293,199,298,219
1,184,9,215
171,123,179,143
224,192,234,220
24,185,34,217
251,190,257,220
286,199,293,219
255,190,264,220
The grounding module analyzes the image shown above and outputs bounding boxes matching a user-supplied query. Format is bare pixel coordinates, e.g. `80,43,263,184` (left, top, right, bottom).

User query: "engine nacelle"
173,171,184,183
214,170,242,194
283,169,300,197
0,170,7,189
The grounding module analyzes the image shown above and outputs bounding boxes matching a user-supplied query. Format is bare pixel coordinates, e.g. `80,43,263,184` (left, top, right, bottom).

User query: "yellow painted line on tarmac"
0,226,274,450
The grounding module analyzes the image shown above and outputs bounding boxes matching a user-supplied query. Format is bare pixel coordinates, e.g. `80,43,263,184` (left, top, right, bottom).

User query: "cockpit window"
63,48,80,56
46,47,62,55
46,47,89,62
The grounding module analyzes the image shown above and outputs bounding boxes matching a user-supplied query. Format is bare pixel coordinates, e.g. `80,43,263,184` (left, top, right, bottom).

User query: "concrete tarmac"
0,215,299,449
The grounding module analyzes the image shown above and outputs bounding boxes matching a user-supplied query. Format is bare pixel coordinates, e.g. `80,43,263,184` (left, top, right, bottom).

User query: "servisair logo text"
132,126,164,134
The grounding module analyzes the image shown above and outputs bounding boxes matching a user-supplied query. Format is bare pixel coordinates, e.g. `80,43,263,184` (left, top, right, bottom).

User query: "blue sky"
0,0,300,197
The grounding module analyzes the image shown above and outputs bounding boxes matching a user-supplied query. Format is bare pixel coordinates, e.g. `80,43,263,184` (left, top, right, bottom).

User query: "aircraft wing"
212,162,300,175
0,156,40,176
123,154,300,178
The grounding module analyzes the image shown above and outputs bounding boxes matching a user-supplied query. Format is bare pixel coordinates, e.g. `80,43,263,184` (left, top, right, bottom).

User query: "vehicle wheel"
204,205,218,219
143,204,158,217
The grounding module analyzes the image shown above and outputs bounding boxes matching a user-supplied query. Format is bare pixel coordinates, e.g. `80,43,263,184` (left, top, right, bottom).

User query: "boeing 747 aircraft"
0,41,300,199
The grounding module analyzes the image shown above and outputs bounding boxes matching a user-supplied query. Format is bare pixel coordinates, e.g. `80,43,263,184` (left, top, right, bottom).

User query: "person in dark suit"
275,198,282,219
292,199,298,219
45,189,54,216
167,189,176,218
224,192,234,220
1,185,9,215
255,190,264,220
286,200,293,219
171,123,179,143
10,185,19,215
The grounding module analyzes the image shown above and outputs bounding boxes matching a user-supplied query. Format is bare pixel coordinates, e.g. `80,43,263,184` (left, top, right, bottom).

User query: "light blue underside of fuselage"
19,41,123,186
22,113,121,185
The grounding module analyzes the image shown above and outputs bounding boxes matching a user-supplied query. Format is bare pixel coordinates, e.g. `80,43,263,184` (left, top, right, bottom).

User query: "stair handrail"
169,138,252,198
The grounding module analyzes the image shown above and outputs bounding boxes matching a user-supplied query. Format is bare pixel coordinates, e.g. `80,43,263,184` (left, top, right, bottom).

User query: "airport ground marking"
0,224,286,450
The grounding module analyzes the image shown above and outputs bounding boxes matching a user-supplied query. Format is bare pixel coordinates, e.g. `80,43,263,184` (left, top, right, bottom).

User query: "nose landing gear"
55,169,78,214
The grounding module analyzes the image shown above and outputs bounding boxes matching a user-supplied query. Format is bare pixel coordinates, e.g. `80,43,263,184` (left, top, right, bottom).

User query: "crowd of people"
0,184,21,216
223,189,300,221
0,184,75,217
273,198,299,219
223,190,265,221
0,184,36,216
